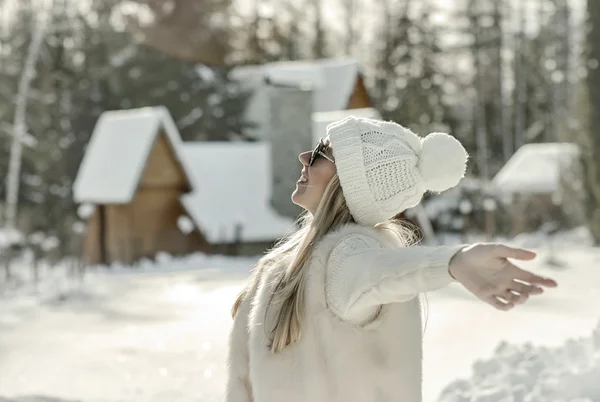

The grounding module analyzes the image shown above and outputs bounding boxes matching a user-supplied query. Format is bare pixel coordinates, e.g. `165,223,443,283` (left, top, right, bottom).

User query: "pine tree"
371,0,457,140
0,0,256,250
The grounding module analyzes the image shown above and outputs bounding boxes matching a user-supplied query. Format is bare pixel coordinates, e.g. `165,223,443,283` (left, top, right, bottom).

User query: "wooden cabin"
491,142,580,234
73,107,208,265
73,107,294,265
230,58,374,141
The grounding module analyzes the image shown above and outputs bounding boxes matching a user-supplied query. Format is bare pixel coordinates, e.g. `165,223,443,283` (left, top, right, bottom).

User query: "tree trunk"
494,1,510,163
312,0,326,58
471,8,490,180
514,1,527,151
343,0,355,55
5,2,49,229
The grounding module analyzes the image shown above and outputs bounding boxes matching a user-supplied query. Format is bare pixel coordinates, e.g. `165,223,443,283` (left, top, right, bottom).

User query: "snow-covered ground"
0,232,599,402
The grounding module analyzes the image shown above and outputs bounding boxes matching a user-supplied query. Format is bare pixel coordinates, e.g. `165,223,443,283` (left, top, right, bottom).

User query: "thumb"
493,244,537,260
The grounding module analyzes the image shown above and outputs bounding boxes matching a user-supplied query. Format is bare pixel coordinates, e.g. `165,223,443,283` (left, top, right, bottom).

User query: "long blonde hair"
231,175,417,354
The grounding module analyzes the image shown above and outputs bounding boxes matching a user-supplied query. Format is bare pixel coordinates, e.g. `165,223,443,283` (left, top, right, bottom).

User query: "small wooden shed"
491,142,580,234
73,106,208,265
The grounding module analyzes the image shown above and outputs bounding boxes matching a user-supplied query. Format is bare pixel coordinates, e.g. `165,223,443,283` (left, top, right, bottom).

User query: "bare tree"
312,0,326,58
468,0,490,180
342,0,356,55
5,1,51,229
493,1,510,163
513,0,527,151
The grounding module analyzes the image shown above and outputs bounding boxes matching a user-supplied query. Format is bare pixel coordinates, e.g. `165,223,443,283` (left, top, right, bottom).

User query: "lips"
298,171,308,184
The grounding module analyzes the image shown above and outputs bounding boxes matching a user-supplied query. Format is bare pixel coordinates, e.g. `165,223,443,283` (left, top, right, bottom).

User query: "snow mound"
510,226,594,250
89,251,260,276
438,320,600,402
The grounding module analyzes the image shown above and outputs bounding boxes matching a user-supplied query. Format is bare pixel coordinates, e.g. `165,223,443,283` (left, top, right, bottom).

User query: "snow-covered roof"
492,142,579,194
312,108,381,143
179,142,294,243
73,106,196,204
228,59,364,139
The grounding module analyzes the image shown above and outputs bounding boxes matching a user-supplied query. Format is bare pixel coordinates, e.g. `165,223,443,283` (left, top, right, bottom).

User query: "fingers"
488,295,514,311
509,280,544,296
498,289,528,305
509,266,558,288
492,244,537,261
489,277,550,311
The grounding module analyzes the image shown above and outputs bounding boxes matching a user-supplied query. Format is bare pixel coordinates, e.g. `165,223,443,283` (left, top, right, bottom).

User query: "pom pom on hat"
418,132,468,192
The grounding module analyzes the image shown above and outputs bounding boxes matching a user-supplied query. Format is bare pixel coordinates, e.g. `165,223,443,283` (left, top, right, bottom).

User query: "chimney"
267,79,314,219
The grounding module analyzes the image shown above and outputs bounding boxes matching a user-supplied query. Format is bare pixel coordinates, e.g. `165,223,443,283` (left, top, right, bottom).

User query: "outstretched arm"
325,233,464,323
325,236,559,324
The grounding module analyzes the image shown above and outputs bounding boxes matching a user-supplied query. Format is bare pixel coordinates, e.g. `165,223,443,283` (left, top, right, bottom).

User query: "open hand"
448,243,558,311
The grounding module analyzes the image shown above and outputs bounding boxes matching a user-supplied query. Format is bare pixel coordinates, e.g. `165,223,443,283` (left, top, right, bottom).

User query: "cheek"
313,164,337,190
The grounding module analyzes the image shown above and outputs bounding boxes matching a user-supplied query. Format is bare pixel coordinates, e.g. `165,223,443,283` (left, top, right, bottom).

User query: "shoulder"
312,223,394,263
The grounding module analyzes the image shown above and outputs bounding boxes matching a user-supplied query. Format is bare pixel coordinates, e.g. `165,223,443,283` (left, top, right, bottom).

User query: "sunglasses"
309,140,335,166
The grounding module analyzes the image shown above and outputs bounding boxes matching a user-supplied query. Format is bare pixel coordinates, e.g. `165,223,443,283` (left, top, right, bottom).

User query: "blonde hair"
232,167,417,354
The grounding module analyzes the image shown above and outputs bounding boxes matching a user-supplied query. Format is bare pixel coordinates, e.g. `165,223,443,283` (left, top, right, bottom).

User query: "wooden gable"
346,75,373,110
139,131,189,190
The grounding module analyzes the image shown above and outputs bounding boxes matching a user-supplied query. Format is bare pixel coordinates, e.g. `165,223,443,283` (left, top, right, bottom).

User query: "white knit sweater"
226,223,464,402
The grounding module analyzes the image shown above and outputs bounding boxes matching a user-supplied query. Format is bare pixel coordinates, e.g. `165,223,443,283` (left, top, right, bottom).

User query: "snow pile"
436,226,594,250
89,251,260,276
438,320,600,402
0,258,82,300
510,226,594,250
1,250,260,302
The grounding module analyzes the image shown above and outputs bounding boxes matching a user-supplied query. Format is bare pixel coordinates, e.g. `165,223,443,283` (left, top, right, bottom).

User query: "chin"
291,187,310,210
291,189,302,207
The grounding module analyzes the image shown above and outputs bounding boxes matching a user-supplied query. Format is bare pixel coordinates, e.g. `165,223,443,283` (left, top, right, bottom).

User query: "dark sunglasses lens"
309,142,322,166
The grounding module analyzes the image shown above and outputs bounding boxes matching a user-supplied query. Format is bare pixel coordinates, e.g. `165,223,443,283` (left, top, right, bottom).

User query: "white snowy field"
0,234,599,402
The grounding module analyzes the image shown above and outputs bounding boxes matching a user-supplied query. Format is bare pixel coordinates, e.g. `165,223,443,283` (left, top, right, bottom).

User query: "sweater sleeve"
225,290,254,402
325,233,465,324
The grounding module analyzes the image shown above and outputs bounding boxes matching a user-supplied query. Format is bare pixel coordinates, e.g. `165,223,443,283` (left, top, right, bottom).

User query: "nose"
299,151,311,166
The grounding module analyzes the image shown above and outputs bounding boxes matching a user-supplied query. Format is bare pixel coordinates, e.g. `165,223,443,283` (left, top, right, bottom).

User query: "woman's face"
291,139,337,214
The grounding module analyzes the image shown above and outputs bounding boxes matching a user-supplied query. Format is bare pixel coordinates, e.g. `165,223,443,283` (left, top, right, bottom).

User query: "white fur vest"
226,223,462,402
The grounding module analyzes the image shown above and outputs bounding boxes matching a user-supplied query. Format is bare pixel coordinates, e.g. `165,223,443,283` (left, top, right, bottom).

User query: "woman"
226,116,557,402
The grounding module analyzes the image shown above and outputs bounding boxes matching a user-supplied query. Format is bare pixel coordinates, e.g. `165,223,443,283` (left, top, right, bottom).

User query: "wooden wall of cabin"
111,132,208,263
105,203,134,263
140,133,188,188
346,76,372,110
129,188,209,260
135,132,209,258
82,207,101,264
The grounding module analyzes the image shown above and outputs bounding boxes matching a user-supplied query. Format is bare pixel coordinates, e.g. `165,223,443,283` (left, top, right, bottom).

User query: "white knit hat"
328,116,468,226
